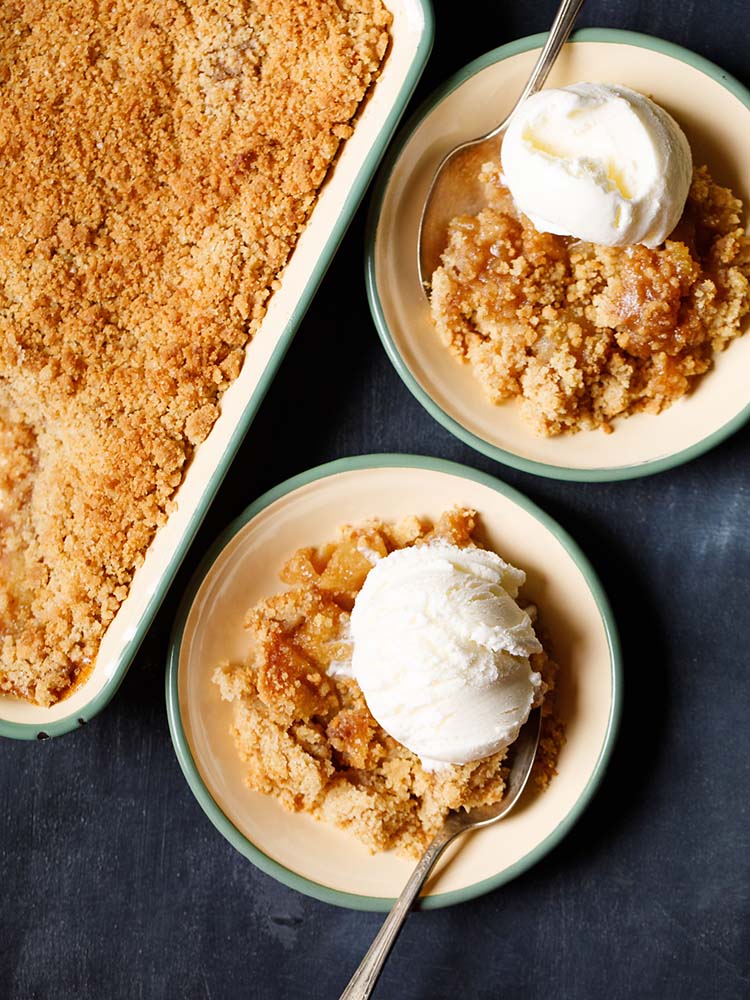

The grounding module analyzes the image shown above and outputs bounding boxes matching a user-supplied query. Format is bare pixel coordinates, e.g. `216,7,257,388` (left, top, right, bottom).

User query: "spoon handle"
496,0,587,132
338,817,464,1000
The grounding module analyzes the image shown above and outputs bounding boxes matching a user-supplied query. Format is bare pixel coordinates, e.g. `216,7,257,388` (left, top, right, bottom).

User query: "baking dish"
0,0,434,740
166,454,621,909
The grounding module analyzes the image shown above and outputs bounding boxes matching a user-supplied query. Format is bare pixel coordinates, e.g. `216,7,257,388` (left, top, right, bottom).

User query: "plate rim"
0,0,436,741
165,453,623,911
364,28,750,483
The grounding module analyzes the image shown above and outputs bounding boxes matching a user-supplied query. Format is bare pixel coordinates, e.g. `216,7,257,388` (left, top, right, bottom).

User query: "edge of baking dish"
0,0,435,740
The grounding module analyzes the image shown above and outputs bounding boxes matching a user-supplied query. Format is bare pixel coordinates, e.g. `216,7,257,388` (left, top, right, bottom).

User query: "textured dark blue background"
2,1,749,997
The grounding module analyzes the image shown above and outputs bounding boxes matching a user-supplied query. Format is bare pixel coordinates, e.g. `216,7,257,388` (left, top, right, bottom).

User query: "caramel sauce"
430,161,750,436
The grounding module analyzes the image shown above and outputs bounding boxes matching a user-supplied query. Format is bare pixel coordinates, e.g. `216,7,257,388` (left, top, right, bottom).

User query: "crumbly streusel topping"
214,508,563,858
430,163,750,436
0,0,390,704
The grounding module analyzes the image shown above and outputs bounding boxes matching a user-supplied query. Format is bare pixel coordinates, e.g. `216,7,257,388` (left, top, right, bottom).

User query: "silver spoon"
338,707,542,1000
417,0,586,293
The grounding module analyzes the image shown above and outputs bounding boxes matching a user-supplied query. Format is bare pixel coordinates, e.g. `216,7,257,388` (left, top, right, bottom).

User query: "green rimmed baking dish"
0,0,435,740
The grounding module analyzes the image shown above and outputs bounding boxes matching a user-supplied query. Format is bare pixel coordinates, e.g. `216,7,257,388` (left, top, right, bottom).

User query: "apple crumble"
213,508,564,858
0,0,390,704
430,163,750,435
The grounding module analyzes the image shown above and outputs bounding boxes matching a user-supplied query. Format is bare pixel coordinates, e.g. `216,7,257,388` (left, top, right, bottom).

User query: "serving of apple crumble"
430,163,750,436
0,0,390,705
213,508,563,858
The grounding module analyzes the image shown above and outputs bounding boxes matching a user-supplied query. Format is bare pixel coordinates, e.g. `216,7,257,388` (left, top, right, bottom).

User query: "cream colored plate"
167,457,621,910
368,31,750,480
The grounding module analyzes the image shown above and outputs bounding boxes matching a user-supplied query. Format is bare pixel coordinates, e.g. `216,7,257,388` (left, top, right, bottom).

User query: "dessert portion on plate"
429,83,750,436
0,0,390,706
213,508,564,858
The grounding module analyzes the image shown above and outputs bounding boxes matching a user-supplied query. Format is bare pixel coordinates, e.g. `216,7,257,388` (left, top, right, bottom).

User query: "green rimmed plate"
366,30,750,482
166,454,621,911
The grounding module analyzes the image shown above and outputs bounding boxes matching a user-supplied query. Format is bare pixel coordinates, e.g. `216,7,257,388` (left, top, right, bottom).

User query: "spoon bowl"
447,707,543,830
417,0,586,291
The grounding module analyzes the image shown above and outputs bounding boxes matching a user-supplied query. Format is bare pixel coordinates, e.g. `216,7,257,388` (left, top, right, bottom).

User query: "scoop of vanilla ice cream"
349,542,542,769
501,82,692,248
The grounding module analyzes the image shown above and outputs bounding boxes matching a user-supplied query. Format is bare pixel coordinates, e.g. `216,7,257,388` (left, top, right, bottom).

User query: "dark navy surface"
2,2,749,997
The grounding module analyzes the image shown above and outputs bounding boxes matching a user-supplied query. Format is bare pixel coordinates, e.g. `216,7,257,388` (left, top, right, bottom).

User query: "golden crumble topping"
214,508,563,858
430,163,750,436
0,0,390,704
